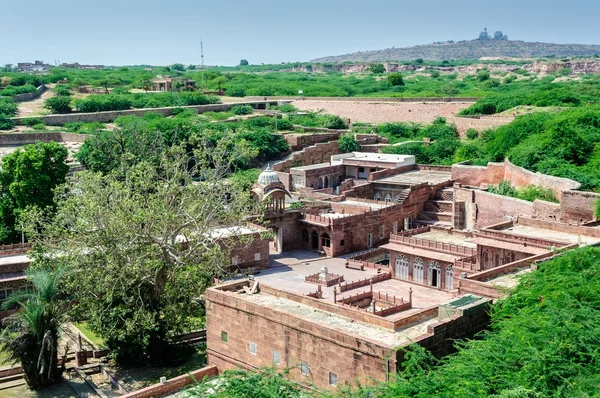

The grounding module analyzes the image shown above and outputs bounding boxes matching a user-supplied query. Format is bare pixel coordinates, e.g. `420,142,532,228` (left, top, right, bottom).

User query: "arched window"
395,255,409,280
445,266,454,291
384,193,392,203
413,258,424,284
374,193,382,201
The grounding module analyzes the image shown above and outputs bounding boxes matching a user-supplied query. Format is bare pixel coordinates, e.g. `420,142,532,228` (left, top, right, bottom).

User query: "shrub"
322,115,346,129
21,117,44,127
477,69,490,82
53,85,71,96
231,104,254,115
44,96,72,114
288,201,306,210
276,104,296,113
0,114,15,130
430,70,440,78
387,72,405,87
338,133,360,153
0,98,18,116
466,128,479,140
557,68,572,76
32,123,46,130
227,87,246,97
369,63,385,74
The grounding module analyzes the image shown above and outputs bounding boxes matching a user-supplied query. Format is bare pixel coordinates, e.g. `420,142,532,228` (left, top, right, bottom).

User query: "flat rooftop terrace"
290,162,331,171
254,252,455,322
499,225,600,246
413,230,477,249
376,170,452,186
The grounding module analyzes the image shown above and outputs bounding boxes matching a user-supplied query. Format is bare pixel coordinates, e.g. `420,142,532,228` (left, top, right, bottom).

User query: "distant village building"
17,60,51,72
151,75,196,92
61,62,105,70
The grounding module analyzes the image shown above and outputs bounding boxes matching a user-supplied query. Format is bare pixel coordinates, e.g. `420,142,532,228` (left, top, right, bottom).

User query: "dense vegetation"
184,247,600,397
488,180,558,203
72,92,219,112
378,104,600,191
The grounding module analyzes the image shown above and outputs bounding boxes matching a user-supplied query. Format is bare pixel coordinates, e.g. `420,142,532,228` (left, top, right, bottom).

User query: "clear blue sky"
3,0,600,66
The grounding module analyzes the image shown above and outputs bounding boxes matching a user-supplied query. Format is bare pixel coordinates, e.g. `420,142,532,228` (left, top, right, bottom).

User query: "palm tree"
0,266,68,389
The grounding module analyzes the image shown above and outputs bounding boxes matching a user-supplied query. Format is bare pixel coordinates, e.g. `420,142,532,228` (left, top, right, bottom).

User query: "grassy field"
73,322,105,348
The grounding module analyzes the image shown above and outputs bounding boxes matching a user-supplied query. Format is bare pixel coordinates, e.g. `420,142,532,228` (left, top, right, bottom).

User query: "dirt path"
17,85,56,117
292,100,513,136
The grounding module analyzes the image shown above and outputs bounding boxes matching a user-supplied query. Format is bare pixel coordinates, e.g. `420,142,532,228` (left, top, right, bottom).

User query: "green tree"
0,142,68,243
369,63,386,74
477,69,491,82
0,266,68,389
23,144,255,364
322,114,346,129
239,59,249,66
171,63,185,71
338,133,360,153
213,76,227,93
387,72,405,87
44,96,72,114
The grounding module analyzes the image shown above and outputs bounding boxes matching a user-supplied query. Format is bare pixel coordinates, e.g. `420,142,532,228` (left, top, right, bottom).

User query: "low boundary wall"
120,365,218,398
13,84,47,102
11,101,284,126
246,96,479,103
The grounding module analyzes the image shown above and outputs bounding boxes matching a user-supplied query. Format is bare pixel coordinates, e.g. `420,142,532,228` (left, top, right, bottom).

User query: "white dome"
257,166,280,186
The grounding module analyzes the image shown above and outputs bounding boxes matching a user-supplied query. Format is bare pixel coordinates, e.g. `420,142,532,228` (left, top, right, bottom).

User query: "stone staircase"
394,188,411,203
415,190,454,228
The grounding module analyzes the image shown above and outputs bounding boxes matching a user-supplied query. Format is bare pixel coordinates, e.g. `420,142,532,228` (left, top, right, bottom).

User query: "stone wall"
217,231,270,271
246,96,479,103
282,132,343,151
560,190,600,223
13,84,47,102
273,142,340,173
452,160,581,200
12,101,280,126
472,190,534,229
120,366,218,398
0,132,86,145
205,287,392,389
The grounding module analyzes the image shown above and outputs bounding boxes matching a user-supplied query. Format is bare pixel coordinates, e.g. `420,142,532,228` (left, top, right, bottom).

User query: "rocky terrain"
312,40,600,63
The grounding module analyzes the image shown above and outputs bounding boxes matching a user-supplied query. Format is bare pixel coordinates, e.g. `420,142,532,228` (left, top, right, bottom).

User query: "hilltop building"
17,60,52,72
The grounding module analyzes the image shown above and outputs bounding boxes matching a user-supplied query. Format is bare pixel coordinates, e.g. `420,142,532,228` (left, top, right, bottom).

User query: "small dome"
257,166,280,186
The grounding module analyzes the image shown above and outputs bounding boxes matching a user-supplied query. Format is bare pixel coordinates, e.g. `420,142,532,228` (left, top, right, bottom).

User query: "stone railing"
389,234,476,256
338,272,391,293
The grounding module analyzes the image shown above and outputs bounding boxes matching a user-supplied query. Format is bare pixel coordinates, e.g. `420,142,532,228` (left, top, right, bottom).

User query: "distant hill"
311,40,600,63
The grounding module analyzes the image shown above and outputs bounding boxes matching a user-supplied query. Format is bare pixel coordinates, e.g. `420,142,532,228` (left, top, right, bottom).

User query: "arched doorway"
429,261,441,288
311,231,319,251
301,229,309,249
324,176,329,188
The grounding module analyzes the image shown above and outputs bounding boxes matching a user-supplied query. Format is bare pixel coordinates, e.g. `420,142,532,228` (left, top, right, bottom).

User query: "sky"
3,0,600,67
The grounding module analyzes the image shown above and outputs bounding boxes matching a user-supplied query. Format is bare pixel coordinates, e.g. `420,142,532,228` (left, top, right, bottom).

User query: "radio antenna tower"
200,38,205,88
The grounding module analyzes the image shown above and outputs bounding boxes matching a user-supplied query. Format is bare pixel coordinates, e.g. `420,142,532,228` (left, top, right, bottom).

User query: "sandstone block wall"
273,142,340,173
472,190,534,228
560,190,600,223
0,132,86,145
205,288,392,389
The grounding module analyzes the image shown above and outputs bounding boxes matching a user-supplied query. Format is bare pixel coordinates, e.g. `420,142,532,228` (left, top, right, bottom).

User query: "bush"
227,87,246,97
338,133,360,153
21,117,44,127
477,69,490,82
0,114,15,130
369,63,385,74
276,104,296,113
31,123,46,130
322,115,346,129
44,96,72,113
53,85,71,96
430,70,440,78
387,72,405,87
231,104,254,115
0,98,18,117
466,128,479,140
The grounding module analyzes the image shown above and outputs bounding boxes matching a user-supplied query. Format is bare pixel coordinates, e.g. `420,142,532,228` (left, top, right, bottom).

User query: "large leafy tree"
24,142,255,364
0,142,68,243
0,266,68,389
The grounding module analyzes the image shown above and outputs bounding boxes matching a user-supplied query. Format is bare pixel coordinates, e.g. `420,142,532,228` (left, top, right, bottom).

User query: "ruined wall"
217,232,270,271
560,190,600,223
205,289,391,389
282,132,343,151
533,200,561,221
452,160,580,200
273,142,340,173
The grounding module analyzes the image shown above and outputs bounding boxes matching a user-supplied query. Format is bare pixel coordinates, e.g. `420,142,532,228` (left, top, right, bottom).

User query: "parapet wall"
13,84,47,102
